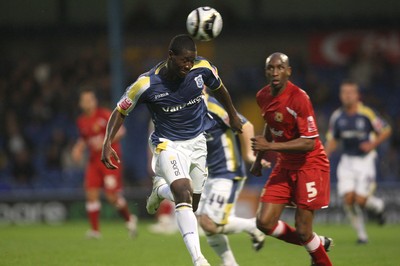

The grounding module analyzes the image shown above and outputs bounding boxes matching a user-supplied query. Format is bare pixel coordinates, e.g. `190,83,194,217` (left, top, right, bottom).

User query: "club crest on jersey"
356,118,365,129
194,75,204,88
274,112,283,122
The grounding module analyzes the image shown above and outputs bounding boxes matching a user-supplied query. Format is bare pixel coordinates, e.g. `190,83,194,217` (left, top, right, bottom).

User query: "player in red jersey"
250,53,333,266
72,88,137,239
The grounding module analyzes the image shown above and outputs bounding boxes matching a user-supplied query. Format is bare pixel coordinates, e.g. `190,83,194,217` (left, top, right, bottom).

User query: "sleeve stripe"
210,82,222,91
300,134,319,139
117,76,150,115
192,59,213,70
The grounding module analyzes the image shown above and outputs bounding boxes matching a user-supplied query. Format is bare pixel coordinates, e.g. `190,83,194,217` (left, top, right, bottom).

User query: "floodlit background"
0,0,399,225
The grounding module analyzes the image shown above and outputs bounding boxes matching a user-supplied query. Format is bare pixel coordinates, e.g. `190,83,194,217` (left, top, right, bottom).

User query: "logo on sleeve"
307,116,317,132
118,97,133,110
194,75,204,88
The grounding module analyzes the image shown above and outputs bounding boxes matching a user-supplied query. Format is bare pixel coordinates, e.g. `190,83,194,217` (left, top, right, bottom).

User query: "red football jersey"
256,81,329,170
76,108,121,162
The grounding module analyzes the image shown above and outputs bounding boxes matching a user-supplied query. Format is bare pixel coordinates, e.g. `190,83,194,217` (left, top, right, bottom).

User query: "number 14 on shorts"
208,193,225,208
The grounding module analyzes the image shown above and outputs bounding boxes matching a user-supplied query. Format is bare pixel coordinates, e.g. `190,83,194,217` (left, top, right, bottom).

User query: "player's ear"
168,50,174,59
287,66,292,77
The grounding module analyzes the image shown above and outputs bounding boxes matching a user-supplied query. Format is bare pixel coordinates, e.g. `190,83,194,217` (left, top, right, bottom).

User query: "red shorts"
260,166,330,210
84,160,123,193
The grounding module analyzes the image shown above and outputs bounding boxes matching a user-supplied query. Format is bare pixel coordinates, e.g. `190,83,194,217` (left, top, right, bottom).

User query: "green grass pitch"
1,220,399,265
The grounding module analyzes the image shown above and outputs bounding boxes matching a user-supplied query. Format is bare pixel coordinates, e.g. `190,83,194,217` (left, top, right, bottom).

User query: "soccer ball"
186,6,223,41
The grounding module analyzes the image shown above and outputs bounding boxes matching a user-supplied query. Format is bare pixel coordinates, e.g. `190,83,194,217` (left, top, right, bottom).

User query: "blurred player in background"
196,89,270,266
72,87,137,239
101,34,242,266
325,80,392,244
251,53,333,266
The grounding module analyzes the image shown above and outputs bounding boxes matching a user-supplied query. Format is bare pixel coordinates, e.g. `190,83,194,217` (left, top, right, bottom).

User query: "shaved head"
266,52,290,66
264,52,291,94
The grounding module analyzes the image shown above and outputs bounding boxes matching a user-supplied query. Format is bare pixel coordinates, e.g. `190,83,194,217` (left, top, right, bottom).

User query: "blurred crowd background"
0,0,399,196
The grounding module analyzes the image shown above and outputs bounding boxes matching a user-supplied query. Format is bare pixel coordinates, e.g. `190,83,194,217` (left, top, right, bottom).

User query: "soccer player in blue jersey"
325,80,392,244
196,89,270,266
101,34,242,266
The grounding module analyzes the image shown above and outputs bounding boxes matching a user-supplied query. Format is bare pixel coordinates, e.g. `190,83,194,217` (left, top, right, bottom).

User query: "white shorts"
149,134,208,194
337,151,377,197
197,177,245,225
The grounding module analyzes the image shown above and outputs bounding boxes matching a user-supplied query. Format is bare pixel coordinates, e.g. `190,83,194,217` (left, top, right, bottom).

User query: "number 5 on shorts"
306,181,317,198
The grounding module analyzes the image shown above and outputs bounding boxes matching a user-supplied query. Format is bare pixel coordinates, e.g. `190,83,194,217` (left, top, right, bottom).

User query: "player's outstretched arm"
211,84,242,133
101,108,126,169
240,121,257,164
252,136,314,153
240,121,271,168
71,138,86,163
360,126,392,153
113,124,126,143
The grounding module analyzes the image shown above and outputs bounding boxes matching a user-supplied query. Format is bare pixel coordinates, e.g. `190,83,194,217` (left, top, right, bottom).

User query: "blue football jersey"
327,103,390,156
116,57,222,145
205,95,247,180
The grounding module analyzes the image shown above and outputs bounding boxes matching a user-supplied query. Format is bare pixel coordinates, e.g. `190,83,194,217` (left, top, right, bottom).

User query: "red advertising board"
310,30,400,65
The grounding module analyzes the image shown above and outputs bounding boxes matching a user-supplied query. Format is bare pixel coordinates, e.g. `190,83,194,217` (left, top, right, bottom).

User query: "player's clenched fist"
251,135,271,152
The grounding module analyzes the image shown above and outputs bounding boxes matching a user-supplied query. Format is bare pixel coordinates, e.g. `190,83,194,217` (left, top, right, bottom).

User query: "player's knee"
113,196,127,209
355,195,367,207
170,179,193,204
105,192,119,205
256,217,275,235
198,215,218,234
343,192,355,205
